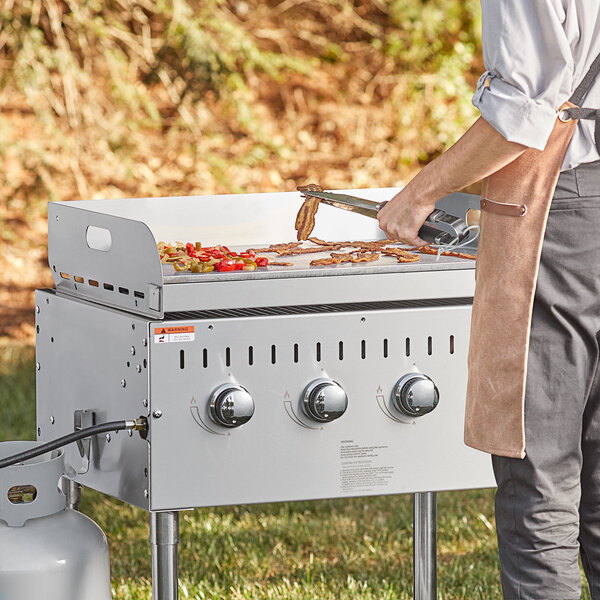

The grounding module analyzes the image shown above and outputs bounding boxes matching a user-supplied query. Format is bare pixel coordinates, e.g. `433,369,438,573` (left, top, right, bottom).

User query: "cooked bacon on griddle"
343,240,393,251
309,250,382,267
247,242,302,253
329,252,354,263
278,245,342,256
268,261,293,266
441,250,476,259
409,245,476,260
381,248,420,262
350,252,380,263
309,257,336,266
307,236,339,246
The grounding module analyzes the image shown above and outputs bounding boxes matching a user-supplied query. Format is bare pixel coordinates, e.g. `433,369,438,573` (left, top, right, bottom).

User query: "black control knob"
393,374,439,417
302,378,348,423
209,384,254,428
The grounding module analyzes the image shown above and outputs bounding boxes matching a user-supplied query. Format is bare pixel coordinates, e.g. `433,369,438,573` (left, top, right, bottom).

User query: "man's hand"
376,117,527,244
377,187,436,246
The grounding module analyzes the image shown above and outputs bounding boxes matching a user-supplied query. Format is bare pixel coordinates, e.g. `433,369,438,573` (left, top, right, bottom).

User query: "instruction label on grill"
339,440,394,493
154,326,195,343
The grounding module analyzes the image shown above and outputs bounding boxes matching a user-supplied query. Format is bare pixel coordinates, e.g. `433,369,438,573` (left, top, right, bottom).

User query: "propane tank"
0,441,111,600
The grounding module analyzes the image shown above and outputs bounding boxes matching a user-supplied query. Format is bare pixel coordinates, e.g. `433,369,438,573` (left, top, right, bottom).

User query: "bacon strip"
295,197,321,241
307,236,338,246
309,250,382,267
381,248,420,262
309,257,335,266
278,245,342,256
409,245,476,260
247,242,302,253
295,184,325,241
350,252,380,263
343,240,394,251
329,252,354,263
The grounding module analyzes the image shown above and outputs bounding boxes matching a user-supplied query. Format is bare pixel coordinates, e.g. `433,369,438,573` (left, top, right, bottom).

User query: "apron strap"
560,52,600,153
569,51,600,106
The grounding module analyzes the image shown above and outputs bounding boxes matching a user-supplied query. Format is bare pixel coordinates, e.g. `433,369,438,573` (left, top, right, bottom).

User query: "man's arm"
377,117,526,245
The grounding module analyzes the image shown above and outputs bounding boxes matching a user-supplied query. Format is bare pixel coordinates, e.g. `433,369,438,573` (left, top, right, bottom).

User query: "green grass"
0,345,590,599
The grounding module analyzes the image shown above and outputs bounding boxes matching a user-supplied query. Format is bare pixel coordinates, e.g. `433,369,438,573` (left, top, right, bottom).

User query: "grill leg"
413,492,437,600
150,511,179,600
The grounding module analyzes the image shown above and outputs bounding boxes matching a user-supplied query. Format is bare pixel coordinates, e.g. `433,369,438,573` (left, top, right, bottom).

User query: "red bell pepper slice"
214,259,236,272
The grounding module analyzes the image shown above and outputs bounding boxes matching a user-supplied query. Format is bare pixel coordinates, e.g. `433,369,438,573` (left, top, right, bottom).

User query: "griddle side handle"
47,202,164,318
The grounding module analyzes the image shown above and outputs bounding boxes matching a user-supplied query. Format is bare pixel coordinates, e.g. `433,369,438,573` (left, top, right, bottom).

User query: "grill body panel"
35,290,150,509
35,290,494,511
148,303,494,511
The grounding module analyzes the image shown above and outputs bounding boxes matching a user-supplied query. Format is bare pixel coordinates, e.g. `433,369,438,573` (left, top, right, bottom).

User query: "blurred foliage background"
0,5,513,599
0,0,483,342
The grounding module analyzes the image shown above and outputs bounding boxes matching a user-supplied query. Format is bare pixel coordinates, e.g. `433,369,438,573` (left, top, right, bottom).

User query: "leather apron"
464,54,600,459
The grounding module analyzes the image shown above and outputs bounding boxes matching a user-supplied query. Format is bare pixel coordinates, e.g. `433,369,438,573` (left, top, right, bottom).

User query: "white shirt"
472,0,600,171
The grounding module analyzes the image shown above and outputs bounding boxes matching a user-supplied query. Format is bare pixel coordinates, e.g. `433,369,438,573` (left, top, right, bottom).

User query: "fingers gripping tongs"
299,189,477,245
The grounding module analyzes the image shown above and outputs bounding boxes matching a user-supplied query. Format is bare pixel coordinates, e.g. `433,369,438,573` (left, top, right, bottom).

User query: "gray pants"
493,160,600,600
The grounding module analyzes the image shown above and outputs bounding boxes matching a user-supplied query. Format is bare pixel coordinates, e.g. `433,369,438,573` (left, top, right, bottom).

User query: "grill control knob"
393,374,439,417
303,378,348,423
209,384,254,428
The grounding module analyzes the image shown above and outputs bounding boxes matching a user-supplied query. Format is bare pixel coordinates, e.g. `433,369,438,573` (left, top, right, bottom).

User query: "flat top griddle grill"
46,188,479,317
37,187,492,600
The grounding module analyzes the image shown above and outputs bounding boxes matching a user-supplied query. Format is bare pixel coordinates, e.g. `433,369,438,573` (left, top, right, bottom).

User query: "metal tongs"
299,189,479,246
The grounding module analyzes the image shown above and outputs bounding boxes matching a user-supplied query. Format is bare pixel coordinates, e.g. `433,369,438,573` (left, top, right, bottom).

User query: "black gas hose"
0,418,147,469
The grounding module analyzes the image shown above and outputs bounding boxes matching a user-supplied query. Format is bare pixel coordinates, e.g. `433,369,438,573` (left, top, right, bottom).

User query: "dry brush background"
0,0,483,343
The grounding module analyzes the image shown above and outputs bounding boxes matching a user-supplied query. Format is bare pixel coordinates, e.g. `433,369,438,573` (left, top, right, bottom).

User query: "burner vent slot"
180,350,185,370
191,333,460,373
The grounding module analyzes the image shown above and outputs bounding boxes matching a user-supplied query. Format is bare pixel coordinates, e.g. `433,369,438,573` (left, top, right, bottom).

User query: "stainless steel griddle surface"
162,243,476,284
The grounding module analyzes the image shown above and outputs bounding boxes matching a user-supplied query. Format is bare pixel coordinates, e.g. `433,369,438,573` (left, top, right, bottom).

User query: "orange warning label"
154,326,195,335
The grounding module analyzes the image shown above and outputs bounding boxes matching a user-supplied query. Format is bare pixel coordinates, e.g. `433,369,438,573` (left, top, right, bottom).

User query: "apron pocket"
574,159,600,197
549,196,600,211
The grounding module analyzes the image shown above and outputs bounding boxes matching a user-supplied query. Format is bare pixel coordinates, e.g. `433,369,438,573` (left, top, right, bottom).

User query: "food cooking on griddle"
158,238,474,274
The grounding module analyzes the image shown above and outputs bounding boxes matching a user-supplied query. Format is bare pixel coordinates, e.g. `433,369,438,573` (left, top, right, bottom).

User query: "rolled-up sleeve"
473,0,574,150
